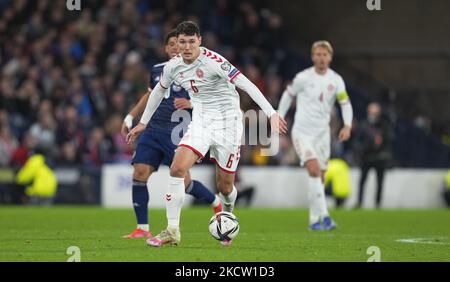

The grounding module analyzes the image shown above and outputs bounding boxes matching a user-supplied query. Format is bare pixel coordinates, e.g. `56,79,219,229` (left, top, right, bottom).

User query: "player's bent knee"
170,163,188,178
308,170,321,178
133,164,152,181
305,160,321,178
307,169,321,178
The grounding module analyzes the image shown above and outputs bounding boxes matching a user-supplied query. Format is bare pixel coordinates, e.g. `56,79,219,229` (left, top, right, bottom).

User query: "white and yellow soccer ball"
208,211,240,241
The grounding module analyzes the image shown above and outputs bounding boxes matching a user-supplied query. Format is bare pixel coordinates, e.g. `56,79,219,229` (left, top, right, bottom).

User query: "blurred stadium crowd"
0,0,290,168
0,0,448,171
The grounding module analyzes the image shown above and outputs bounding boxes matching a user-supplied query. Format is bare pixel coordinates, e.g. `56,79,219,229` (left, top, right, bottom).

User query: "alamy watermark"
366,0,381,11
366,246,381,262
169,107,280,157
66,246,81,262
66,0,81,11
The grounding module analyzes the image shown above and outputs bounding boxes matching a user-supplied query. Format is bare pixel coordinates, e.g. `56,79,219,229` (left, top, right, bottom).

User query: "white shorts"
291,130,330,170
179,116,243,174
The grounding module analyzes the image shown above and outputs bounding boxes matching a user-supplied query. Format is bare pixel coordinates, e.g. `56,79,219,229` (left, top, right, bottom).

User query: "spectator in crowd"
55,105,84,152
414,114,432,134
0,123,18,166
324,158,352,208
29,112,57,155
354,102,393,209
10,133,37,167
83,127,115,167
57,141,81,166
2,0,444,172
15,148,58,205
104,114,133,163
0,0,291,167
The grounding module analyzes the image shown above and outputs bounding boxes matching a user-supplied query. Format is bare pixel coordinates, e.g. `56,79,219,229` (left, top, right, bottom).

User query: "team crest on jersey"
327,84,335,92
221,61,231,71
196,68,204,78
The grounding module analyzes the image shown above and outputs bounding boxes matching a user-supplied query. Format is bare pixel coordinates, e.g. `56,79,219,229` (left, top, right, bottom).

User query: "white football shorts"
179,116,243,174
291,130,330,170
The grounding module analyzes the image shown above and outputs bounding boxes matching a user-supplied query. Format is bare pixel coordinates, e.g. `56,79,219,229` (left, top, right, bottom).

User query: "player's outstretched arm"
337,92,353,142
233,74,287,134
121,91,151,136
126,83,166,145
277,90,294,119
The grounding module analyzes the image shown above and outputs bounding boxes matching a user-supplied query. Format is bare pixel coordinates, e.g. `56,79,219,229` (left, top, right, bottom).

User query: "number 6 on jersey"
190,80,199,93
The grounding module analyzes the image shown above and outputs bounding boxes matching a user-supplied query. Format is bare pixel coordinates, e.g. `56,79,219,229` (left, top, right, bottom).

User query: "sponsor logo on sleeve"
227,68,239,78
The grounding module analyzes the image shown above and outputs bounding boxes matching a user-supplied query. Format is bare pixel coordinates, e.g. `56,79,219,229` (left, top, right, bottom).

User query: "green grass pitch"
0,206,449,262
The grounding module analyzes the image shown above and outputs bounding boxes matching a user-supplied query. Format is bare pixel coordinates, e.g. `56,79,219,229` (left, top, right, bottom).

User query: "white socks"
137,224,149,231
219,185,237,213
166,176,185,229
308,176,329,224
212,195,221,208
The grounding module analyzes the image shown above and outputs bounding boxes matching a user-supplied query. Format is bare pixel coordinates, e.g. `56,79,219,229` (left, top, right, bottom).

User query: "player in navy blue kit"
122,30,222,239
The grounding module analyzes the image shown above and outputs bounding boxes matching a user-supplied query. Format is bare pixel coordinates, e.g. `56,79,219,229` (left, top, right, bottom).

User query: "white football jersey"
287,67,347,136
158,47,243,122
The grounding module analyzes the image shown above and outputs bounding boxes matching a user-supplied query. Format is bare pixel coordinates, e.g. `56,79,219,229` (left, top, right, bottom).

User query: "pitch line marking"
396,238,450,245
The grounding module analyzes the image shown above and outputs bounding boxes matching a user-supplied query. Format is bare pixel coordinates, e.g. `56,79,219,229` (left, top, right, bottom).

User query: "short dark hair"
164,29,178,45
176,21,201,37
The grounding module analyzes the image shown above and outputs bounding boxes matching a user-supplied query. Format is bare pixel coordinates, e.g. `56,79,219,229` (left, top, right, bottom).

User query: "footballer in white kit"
278,41,353,230
161,47,246,173
127,21,287,247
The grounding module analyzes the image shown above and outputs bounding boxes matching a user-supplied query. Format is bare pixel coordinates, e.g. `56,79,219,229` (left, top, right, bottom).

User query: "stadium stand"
0,0,448,188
